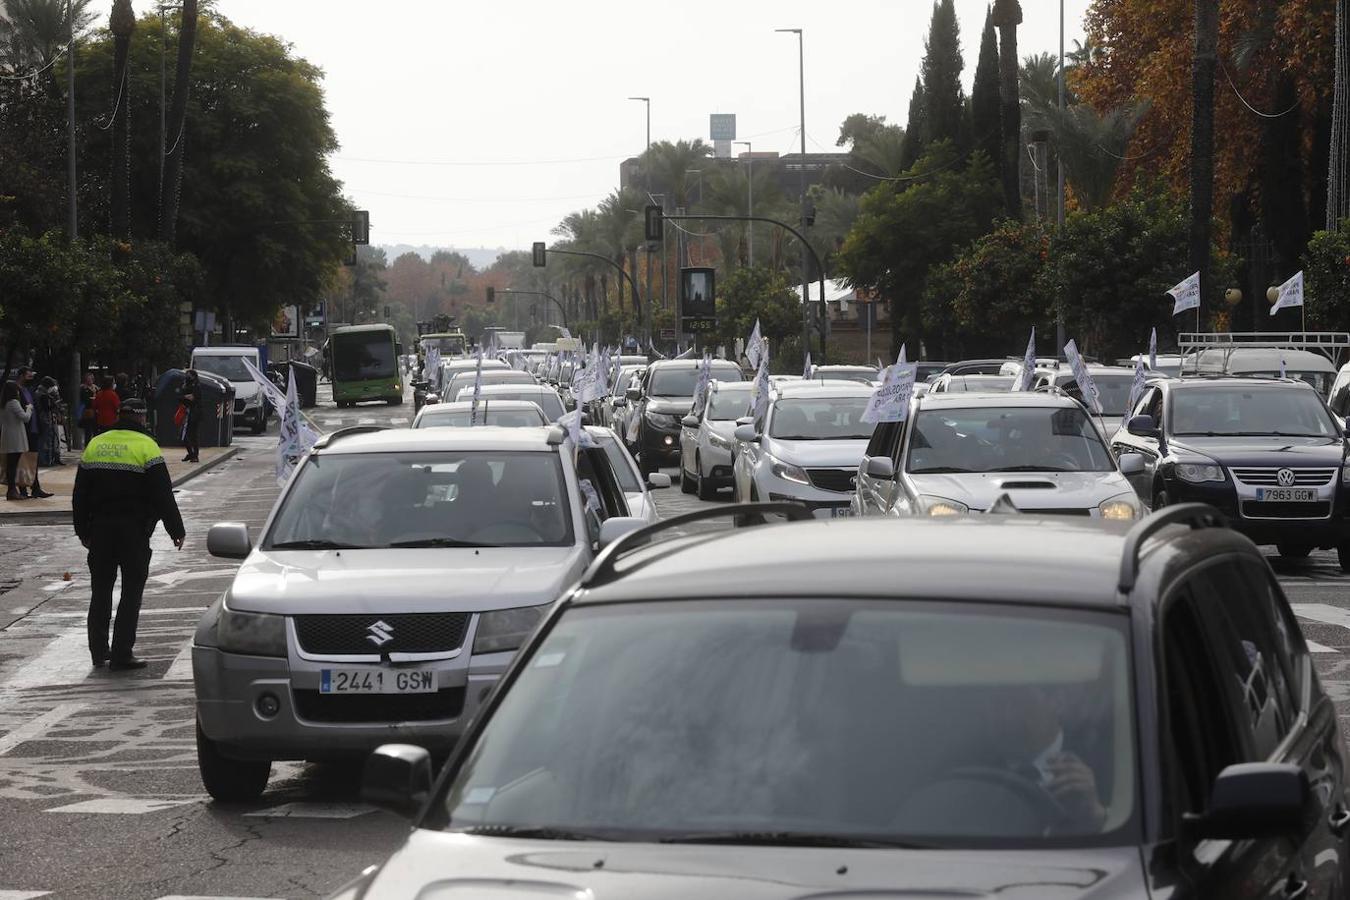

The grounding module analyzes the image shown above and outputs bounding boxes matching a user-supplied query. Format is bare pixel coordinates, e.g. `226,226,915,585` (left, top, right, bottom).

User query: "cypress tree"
921,0,966,148
899,76,927,172
971,6,1003,178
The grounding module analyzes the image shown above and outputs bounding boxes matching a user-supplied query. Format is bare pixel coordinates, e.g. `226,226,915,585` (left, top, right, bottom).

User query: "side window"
577,447,629,520
1143,389,1163,427
1331,372,1350,417
864,421,898,459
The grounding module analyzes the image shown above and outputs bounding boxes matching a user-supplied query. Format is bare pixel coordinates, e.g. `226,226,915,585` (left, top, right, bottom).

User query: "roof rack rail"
311,424,388,449
579,502,814,590
1118,502,1228,593
1178,332,1350,367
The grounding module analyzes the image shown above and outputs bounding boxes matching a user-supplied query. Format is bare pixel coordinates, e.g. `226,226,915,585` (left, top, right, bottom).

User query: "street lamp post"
627,96,650,157
734,140,753,265
777,26,811,363
1056,0,1066,355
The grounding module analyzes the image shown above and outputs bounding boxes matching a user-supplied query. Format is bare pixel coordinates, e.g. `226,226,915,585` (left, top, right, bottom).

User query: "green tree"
921,0,965,148
971,7,1003,200
899,76,927,171
714,265,803,369
1303,225,1350,330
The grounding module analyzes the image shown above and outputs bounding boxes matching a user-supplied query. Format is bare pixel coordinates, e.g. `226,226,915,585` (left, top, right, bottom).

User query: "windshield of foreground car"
906,407,1116,473
770,397,873,440
651,365,742,396
415,407,546,428
707,387,752,421
1170,386,1340,437
266,450,574,548
442,600,1136,846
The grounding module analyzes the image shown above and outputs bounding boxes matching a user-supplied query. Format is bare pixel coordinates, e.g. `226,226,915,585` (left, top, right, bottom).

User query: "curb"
0,446,241,526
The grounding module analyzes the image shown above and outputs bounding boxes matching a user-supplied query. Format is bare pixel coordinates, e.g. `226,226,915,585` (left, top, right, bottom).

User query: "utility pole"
1055,0,1066,355
65,0,81,446
735,141,754,266
777,27,810,363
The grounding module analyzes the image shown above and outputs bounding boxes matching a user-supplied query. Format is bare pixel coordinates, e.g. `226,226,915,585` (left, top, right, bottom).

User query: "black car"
1111,376,1350,567
631,358,743,474
343,503,1350,899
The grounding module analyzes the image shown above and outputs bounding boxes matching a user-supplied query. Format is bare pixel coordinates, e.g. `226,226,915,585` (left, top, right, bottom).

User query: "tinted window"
268,451,574,548
1057,374,1135,415
1330,371,1350,417
334,332,396,381
769,397,872,440
415,407,545,428
1170,386,1339,437
946,376,1014,391
598,436,640,492
865,421,902,460
906,406,1115,473
651,365,742,396
707,387,752,421
443,601,1136,845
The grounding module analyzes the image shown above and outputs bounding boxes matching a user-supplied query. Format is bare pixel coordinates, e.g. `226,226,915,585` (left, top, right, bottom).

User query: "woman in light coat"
2,379,42,501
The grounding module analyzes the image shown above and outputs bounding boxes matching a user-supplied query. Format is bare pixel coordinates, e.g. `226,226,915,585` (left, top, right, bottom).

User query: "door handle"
1330,804,1350,835
1283,875,1309,900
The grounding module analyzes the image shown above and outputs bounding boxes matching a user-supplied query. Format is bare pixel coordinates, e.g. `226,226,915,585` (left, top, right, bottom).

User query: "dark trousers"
87,523,152,661
183,411,200,459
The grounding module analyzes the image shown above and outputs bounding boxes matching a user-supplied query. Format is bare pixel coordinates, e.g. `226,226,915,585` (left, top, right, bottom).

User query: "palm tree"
853,127,907,178
553,208,605,319
639,139,712,210
596,187,643,318
158,0,197,243
0,0,94,69
1033,101,1144,210
109,0,134,238
1019,52,1058,110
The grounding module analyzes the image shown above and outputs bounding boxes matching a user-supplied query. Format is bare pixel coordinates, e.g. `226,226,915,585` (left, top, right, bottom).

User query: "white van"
191,346,269,434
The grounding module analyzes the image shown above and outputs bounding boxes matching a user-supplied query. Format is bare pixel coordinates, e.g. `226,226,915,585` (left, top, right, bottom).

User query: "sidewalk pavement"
0,444,239,523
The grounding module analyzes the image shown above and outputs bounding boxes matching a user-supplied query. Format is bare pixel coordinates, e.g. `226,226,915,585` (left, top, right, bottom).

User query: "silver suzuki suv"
192,426,643,801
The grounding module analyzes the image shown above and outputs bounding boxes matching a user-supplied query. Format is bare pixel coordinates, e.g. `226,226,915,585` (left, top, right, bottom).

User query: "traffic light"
352,210,370,245
644,205,664,242
486,287,496,304
803,199,816,228
532,242,547,267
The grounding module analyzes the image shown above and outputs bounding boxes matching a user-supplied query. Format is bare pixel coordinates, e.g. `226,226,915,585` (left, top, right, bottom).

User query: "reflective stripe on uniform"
79,428,166,473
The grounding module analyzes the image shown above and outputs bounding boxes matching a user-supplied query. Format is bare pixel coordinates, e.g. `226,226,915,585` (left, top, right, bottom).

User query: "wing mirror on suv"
681,415,700,428
733,424,760,443
864,457,896,479
1183,763,1311,841
1117,453,1146,476
626,387,642,401
206,522,251,559
612,398,628,408
1125,414,1159,438
362,743,433,820
647,472,672,489
598,516,646,548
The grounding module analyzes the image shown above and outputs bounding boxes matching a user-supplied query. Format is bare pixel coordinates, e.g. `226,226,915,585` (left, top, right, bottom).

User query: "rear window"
651,365,743,396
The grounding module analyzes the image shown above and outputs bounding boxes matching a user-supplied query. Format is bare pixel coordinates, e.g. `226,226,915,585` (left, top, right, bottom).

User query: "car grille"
1240,501,1331,520
294,613,470,655
1230,467,1336,486
292,686,465,724
806,468,857,493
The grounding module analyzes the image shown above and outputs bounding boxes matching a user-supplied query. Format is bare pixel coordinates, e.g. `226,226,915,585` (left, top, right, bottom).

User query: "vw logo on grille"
1276,468,1296,487
365,620,395,646
849,475,857,489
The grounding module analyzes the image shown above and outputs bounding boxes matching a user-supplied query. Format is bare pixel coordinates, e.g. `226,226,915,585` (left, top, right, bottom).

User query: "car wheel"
196,720,269,802
387,397,403,406
250,416,265,435
1338,543,1350,574
1277,543,1313,559
680,461,696,494
696,455,717,501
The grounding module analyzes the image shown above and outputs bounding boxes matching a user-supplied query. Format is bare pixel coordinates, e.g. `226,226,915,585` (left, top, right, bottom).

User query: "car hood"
766,438,870,468
705,421,737,440
1169,434,1347,466
226,546,587,615
647,397,693,415
353,831,1146,899
906,471,1134,512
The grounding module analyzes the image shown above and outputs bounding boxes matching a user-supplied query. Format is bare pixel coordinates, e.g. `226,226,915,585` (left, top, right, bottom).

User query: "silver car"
192,426,644,802
440,368,536,403
852,391,1144,519
411,399,546,428
731,381,875,518
1031,365,1141,440
679,381,752,499
454,383,566,422
590,425,668,523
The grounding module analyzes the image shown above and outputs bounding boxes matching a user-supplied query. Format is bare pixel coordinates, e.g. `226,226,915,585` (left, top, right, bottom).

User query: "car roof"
332,324,394,334
192,346,257,355
316,426,560,454
772,381,874,399
418,400,543,413
472,383,558,394
649,358,739,370
917,390,1081,410
710,380,752,393
1163,375,1317,391
1189,348,1335,373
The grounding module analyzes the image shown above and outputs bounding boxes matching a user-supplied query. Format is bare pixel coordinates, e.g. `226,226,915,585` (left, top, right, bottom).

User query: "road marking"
46,798,196,814
1308,641,1337,653
1279,581,1350,588
356,418,377,425
0,703,86,757
162,644,194,681
389,417,409,425
0,891,52,899
244,802,375,819
0,631,93,692
24,606,207,620
149,568,239,587
153,895,281,900
1292,604,1350,630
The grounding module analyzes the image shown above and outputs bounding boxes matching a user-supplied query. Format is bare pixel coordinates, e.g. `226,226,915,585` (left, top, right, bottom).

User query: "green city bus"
329,324,404,407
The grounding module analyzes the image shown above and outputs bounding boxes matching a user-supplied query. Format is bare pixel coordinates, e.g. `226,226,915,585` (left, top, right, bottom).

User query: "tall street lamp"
734,140,754,266
1056,0,1066,354
627,96,650,159
776,26,811,362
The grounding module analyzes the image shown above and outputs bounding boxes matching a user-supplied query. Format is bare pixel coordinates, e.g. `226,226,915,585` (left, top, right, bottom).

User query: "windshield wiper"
457,824,613,842
658,831,931,849
269,539,365,550
388,538,491,548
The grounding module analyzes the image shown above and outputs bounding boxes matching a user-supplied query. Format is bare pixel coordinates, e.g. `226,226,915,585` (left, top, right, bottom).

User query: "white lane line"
1308,641,1337,653
1293,604,1350,629
355,418,377,425
1279,581,1350,589
389,417,409,425
0,891,52,899
244,802,375,819
0,631,93,692
0,703,85,756
46,798,196,814
162,644,194,681
26,606,207,620
148,568,239,586
153,895,281,900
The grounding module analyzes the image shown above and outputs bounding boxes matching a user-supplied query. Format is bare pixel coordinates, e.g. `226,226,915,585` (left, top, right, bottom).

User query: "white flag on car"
558,408,597,455
1167,272,1201,315
802,352,812,381
1127,356,1147,413
1012,327,1036,392
1064,340,1103,414
751,347,772,421
745,319,764,369
693,353,713,415
1270,271,1304,316
276,368,317,486
860,346,917,424
469,347,485,424
1148,327,1157,371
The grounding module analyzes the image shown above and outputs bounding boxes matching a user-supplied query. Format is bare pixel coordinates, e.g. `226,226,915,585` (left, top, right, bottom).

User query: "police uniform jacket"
73,424,186,542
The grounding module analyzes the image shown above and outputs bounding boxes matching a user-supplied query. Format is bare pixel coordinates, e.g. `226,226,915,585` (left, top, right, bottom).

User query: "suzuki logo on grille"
365,620,395,646
1277,468,1296,487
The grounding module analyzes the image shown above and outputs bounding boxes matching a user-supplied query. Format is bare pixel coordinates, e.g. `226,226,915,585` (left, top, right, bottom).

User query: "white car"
412,400,547,429
852,391,1144,520
454,384,566,422
928,373,1016,393
731,381,875,518
441,368,536,403
806,364,880,384
588,426,668,523
679,381,752,499
191,345,268,434
1031,365,1140,439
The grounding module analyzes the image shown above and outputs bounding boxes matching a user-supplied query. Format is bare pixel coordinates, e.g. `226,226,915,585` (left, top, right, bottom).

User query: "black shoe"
108,656,148,671
91,654,107,667
31,489,53,499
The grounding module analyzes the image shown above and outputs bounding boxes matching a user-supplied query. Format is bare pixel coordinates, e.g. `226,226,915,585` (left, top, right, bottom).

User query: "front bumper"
698,441,735,484
761,472,853,518
641,423,682,463
1166,478,1350,547
193,641,511,761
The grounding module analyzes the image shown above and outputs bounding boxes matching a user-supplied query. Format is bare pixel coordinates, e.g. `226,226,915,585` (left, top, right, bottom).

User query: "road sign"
680,266,717,334
710,113,736,141
532,242,546,267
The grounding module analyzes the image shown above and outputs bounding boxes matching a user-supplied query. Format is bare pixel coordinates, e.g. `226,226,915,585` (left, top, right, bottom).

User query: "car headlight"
917,495,969,517
708,432,732,450
1099,497,1140,521
645,410,679,429
1175,463,1224,484
473,603,552,654
1342,464,1350,486
767,453,810,486
217,606,287,657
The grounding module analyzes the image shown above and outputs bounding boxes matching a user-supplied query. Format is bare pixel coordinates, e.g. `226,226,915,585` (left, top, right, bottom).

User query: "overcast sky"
207,0,1090,253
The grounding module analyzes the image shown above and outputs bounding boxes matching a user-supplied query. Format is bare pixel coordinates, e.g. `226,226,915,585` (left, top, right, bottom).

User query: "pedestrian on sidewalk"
78,372,97,448
72,398,186,670
92,376,120,434
2,377,51,500
178,368,202,463
36,376,62,466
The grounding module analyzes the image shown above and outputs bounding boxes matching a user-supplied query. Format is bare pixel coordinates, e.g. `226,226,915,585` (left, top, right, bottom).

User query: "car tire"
387,397,403,406
680,461,696,494
1277,543,1313,559
251,416,265,435
196,720,269,802
696,455,717,501
1338,543,1350,573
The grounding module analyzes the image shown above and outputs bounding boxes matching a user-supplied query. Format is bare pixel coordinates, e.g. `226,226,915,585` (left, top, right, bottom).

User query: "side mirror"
362,743,433,820
598,516,646,548
1125,414,1159,438
1118,453,1145,476
626,387,642,401
1183,763,1311,841
206,522,251,559
681,415,699,428
612,398,629,408
647,472,672,489
735,416,755,426
733,424,760,443
864,456,896,479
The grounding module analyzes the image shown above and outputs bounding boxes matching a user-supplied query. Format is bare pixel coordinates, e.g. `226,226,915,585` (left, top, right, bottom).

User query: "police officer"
72,398,185,670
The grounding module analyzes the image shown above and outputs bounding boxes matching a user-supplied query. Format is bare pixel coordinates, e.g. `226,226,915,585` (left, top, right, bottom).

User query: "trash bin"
268,360,318,408
152,369,235,448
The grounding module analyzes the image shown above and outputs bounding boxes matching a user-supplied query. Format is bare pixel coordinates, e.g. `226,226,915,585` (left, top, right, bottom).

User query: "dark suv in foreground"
335,503,1350,900
1111,376,1350,567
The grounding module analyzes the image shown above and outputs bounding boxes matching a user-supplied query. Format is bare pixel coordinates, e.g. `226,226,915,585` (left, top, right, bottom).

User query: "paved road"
1,386,1349,898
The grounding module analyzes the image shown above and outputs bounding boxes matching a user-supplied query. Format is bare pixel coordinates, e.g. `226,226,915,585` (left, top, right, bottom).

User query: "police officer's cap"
119,398,148,415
